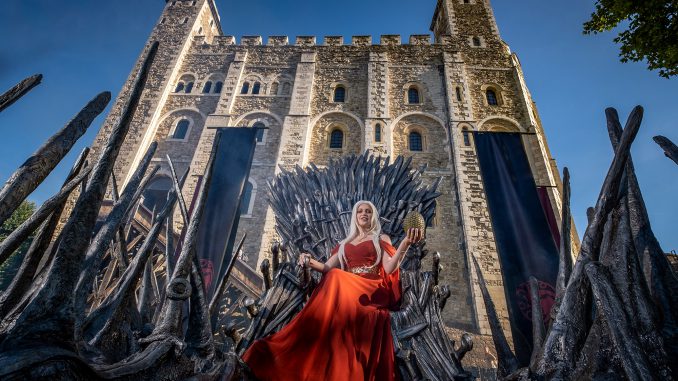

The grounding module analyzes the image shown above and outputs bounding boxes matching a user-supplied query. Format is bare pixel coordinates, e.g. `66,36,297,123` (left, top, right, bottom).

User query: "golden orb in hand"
403,210,426,237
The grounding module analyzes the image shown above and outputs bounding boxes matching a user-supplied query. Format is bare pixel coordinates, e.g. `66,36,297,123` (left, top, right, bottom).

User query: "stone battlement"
200,34,438,47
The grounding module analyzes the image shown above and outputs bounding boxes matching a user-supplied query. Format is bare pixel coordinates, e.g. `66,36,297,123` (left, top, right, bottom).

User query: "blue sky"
1,0,676,251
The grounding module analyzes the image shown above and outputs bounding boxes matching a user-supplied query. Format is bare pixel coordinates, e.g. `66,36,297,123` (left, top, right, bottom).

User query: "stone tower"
90,0,568,341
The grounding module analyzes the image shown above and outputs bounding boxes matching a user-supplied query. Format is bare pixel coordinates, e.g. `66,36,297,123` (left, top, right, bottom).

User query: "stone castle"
91,0,567,341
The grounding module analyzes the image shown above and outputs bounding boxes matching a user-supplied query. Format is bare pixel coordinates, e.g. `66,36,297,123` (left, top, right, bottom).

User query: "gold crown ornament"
402,210,426,237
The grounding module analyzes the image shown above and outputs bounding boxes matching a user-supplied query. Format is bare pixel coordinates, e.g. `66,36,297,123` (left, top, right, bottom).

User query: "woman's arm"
298,251,340,273
381,228,422,274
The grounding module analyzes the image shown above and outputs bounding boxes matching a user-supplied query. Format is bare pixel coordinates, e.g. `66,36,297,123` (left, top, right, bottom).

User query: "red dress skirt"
242,240,401,381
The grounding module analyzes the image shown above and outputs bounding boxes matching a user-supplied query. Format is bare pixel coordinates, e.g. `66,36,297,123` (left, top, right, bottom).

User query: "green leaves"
583,0,678,78
0,200,36,290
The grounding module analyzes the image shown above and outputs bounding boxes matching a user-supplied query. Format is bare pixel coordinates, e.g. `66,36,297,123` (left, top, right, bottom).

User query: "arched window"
172,119,190,139
282,82,291,95
408,87,420,104
185,82,194,93
252,82,261,95
455,86,462,102
202,81,212,94
239,181,254,216
270,82,279,95
333,85,346,102
472,37,481,47
241,82,250,94
486,89,498,105
462,128,471,146
142,177,172,212
329,129,343,149
375,123,382,142
174,82,185,93
409,131,423,152
252,122,266,143
214,81,223,93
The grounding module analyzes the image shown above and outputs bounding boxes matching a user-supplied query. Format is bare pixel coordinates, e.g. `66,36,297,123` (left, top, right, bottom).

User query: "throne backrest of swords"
268,152,441,264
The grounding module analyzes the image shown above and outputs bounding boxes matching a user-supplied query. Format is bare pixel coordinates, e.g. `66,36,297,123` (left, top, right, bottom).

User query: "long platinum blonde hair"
337,200,382,270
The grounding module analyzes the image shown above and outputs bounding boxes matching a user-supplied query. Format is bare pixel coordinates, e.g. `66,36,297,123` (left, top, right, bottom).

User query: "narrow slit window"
486,89,498,105
329,129,344,148
409,132,423,151
241,82,250,94
253,122,266,143
333,86,346,102
375,123,382,143
408,87,420,104
455,87,462,102
172,120,190,139
462,128,471,146
239,181,253,216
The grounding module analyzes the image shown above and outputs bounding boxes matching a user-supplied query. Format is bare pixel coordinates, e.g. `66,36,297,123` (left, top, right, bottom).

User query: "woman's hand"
298,252,312,267
403,228,423,246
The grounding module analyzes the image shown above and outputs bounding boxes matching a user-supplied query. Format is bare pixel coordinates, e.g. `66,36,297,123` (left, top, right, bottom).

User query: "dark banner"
195,127,257,298
474,132,559,365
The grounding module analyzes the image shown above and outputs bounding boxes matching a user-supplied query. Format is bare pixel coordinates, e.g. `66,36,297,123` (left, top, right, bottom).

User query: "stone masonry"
88,0,569,343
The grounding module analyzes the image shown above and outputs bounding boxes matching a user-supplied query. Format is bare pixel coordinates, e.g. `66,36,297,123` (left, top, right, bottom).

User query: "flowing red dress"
242,240,401,381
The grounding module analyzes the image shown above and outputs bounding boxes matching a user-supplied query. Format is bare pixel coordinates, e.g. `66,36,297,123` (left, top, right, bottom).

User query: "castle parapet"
409,35,431,45
295,36,316,46
268,36,289,46
241,36,263,46
380,35,401,46
324,36,344,46
352,36,371,46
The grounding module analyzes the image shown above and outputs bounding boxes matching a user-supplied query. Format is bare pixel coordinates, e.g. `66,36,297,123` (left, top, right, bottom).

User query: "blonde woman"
243,200,422,381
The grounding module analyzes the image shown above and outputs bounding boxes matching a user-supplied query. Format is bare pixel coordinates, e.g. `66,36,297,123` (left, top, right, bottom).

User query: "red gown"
242,240,401,381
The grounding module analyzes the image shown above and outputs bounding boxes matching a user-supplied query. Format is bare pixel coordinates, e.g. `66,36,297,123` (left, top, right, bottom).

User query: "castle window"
455,86,463,102
282,82,291,95
241,82,250,94
172,119,190,140
160,17,166,24
181,17,189,25
174,82,185,93
472,37,481,47
329,129,344,149
270,82,279,95
184,82,194,93
375,123,382,143
462,128,471,146
333,85,346,103
214,81,223,93
142,177,172,212
486,89,498,106
239,181,254,216
252,82,261,95
197,27,203,35
253,122,266,143
407,87,420,104
202,81,212,94
409,132,423,152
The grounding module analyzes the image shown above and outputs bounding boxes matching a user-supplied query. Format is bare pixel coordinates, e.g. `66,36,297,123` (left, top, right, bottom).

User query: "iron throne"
232,152,474,380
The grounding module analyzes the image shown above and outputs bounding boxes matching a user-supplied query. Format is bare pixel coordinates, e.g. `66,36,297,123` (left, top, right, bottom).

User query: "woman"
242,200,422,380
